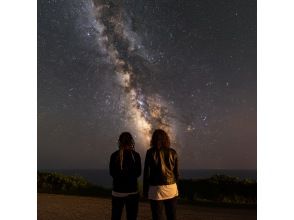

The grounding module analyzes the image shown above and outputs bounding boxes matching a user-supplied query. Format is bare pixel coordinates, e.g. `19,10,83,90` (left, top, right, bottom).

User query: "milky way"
91,0,176,146
38,0,256,169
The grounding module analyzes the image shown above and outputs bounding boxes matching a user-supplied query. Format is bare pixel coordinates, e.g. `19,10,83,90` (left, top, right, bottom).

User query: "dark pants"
150,197,177,220
111,193,139,220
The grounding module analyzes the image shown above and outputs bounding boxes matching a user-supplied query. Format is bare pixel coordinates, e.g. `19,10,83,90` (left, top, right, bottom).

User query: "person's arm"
174,151,179,182
109,153,115,177
135,152,142,178
110,152,121,178
143,150,150,198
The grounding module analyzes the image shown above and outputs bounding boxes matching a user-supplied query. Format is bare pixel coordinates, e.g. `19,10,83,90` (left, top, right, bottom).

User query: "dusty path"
38,193,256,220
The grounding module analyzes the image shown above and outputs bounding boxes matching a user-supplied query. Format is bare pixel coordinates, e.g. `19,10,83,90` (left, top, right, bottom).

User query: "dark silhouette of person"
109,132,141,220
143,129,179,220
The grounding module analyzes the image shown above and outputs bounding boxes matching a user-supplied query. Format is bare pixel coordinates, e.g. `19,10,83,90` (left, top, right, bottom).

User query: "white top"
112,191,138,197
148,183,179,200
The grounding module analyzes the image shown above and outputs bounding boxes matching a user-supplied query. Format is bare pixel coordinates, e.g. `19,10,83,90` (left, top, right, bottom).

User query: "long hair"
118,132,135,149
117,132,135,170
150,129,171,149
150,129,172,176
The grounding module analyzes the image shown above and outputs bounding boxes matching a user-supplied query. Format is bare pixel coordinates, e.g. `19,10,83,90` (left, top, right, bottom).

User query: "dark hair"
150,129,170,149
118,132,135,149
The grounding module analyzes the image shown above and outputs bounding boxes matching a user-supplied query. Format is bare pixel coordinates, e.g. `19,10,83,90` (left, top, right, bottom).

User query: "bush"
178,175,257,205
37,171,111,197
37,172,256,205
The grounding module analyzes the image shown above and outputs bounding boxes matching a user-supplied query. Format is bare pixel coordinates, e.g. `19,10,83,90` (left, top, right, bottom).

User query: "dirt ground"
38,193,256,220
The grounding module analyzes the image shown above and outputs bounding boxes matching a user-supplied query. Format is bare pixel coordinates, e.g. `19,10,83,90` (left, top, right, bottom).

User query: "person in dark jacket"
109,132,141,220
143,129,179,220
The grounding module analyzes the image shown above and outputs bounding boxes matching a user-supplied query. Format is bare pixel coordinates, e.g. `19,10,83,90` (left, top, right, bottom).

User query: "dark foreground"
38,193,257,220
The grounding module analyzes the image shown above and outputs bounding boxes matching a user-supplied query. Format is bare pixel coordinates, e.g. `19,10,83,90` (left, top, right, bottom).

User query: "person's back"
110,149,141,193
109,132,141,220
143,129,179,220
144,147,179,187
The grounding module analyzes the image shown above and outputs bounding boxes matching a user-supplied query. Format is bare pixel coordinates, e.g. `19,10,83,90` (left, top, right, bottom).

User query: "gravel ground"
38,193,257,220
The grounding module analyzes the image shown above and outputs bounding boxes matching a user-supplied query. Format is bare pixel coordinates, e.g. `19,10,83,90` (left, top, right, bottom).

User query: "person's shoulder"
144,148,154,157
146,147,155,154
132,150,141,157
111,150,119,157
169,147,177,154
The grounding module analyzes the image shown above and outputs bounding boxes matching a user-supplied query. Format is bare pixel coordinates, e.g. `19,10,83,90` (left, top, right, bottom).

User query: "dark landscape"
38,171,257,206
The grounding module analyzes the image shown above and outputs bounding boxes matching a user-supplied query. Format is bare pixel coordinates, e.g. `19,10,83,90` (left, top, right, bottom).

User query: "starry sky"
38,0,256,169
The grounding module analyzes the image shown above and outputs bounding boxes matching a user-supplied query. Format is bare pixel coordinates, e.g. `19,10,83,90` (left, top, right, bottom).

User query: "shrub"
178,175,256,205
37,171,111,196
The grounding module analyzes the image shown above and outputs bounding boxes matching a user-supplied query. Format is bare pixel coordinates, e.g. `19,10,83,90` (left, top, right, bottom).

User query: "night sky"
38,0,256,169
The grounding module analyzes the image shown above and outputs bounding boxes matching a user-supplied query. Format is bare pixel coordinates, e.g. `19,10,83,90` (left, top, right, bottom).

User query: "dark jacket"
109,149,141,193
143,147,179,196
